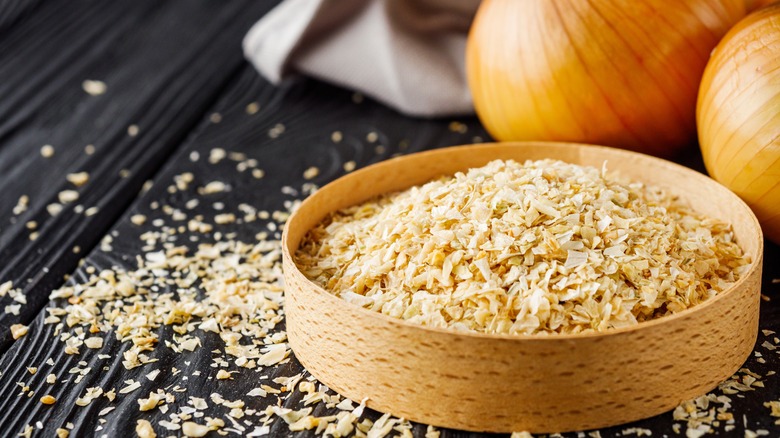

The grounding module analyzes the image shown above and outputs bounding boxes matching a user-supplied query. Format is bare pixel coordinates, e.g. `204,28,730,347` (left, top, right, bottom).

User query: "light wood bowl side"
281,142,763,433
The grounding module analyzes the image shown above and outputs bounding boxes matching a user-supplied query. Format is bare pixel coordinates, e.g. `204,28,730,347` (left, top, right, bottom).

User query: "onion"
466,0,745,156
697,4,780,243
745,0,778,12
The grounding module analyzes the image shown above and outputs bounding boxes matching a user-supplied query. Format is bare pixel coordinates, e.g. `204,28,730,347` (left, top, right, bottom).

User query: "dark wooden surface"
0,1,778,437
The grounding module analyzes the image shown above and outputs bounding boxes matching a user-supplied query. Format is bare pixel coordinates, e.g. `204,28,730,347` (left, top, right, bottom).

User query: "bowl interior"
284,141,763,329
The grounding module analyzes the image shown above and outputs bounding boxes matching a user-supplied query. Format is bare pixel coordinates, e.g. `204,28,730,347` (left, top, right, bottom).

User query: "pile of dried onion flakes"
297,159,750,335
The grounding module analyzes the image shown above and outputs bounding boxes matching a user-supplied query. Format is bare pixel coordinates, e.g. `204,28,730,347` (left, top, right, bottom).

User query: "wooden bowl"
281,142,763,433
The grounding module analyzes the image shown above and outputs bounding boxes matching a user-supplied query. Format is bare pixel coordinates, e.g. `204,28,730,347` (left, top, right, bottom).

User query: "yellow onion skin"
745,0,778,12
698,4,780,243
466,0,745,156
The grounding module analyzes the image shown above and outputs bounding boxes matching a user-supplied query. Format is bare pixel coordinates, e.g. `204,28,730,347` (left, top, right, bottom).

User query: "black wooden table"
1,2,778,437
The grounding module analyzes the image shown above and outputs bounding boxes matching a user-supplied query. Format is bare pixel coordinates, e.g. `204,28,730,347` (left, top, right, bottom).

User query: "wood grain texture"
283,142,763,433
0,0,43,32
0,0,277,348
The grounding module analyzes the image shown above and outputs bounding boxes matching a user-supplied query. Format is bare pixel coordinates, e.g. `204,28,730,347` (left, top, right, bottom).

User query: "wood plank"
1,64,779,437
0,0,278,346
0,0,44,32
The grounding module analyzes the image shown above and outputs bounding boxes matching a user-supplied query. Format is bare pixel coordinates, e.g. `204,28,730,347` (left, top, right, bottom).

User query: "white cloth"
243,0,479,117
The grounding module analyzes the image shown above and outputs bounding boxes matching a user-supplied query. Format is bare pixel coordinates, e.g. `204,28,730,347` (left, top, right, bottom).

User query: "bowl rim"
281,141,764,342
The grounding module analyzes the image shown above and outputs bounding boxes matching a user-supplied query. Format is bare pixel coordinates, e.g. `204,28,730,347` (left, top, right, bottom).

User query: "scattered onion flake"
28,147,761,436
297,159,750,335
